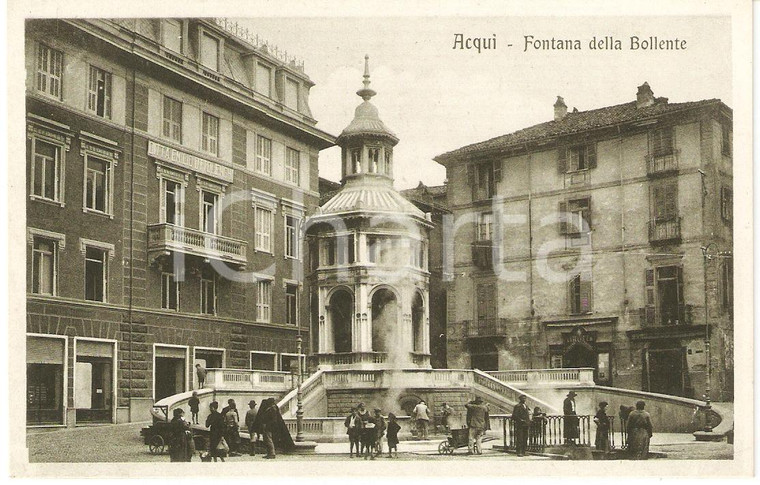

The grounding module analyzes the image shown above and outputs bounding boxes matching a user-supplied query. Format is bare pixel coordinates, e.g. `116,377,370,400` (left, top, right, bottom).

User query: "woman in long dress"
594,401,611,453
626,400,653,460
168,408,195,462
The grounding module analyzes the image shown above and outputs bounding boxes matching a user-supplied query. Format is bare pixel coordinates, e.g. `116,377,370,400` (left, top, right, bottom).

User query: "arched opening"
371,288,398,353
329,290,353,353
412,292,424,353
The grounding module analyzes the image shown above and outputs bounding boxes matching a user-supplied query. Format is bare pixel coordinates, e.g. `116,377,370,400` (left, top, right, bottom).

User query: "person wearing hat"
168,407,195,462
465,396,489,454
563,391,579,444
594,401,611,453
245,399,259,456
512,395,531,457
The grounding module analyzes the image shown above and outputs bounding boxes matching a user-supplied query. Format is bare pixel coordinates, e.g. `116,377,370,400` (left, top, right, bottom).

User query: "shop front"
27,334,66,426
74,338,116,423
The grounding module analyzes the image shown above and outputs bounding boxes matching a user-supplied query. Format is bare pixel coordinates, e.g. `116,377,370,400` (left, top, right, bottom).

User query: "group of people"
344,403,402,459
168,395,291,462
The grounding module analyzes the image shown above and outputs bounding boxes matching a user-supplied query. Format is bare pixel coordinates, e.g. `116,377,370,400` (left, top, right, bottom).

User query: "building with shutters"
434,83,733,401
25,18,334,426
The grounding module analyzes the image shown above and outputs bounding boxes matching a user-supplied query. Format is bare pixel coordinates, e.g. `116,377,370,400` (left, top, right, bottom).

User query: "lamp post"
295,334,304,442
700,243,714,432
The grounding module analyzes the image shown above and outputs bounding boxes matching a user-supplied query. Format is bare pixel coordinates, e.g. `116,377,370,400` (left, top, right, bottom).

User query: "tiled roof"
338,101,398,142
319,183,425,219
435,97,722,162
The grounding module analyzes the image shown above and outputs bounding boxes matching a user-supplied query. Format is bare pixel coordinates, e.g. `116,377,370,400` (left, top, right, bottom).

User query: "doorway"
371,288,398,353
564,343,596,368
154,345,187,401
647,347,686,396
330,290,353,353
27,336,66,425
74,339,115,423
194,348,224,388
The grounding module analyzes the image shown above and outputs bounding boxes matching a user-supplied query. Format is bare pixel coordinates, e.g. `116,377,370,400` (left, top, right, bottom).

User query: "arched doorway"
330,290,353,353
411,292,424,353
371,288,398,353
564,342,595,368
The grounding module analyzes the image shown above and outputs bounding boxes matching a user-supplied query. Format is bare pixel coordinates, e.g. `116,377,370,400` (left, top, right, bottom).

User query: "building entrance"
74,339,115,423
646,347,686,397
27,336,66,425
154,346,186,401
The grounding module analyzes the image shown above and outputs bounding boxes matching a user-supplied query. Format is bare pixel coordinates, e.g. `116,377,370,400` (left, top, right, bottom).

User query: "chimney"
554,96,567,121
636,82,655,108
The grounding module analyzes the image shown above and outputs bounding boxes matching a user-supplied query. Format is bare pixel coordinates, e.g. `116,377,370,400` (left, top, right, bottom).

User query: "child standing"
386,413,401,458
188,391,200,425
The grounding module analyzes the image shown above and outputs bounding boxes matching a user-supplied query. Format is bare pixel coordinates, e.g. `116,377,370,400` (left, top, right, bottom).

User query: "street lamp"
700,243,714,432
295,334,304,442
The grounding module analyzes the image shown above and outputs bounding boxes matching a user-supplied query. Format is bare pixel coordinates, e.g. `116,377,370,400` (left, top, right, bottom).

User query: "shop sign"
148,140,234,183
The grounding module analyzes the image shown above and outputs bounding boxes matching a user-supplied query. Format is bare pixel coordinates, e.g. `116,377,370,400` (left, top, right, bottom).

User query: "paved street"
26,423,733,463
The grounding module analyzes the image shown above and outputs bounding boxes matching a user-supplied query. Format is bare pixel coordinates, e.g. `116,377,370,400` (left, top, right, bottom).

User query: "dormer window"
200,31,219,71
284,78,299,111
255,63,271,98
163,19,183,53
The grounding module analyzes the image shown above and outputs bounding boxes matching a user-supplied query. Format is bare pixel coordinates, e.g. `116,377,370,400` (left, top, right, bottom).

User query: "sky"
237,16,732,190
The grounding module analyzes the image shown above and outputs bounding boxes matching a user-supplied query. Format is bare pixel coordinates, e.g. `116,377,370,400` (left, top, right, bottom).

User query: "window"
250,351,276,371
721,124,732,157
368,148,380,173
285,215,299,259
650,127,674,157
652,184,677,221
32,238,56,295
200,32,219,71
468,161,501,200
36,43,63,99
384,150,392,175
162,180,184,225
323,238,336,266
162,272,179,310
477,212,493,241
568,198,591,234
569,272,592,315
200,275,216,315
84,246,107,302
569,144,596,171
721,187,733,222
85,156,111,214
721,257,733,312
201,112,219,155
255,63,271,97
285,148,300,185
201,191,219,234
284,78,299,110
336,234,355,266
255,207,272,252
162,96,182,142
30,139,61,201
285,283,298,325
351,148,361,174
476,284,497,323
163,19,182,53
255,135,272,175
257,280,272,322
410,240,425,269
87,66,112,119
654,266,683,325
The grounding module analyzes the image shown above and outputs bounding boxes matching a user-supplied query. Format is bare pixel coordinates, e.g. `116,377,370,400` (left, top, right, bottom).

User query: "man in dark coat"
253,398,295,458
563,391,580,444
465,396,489,455
204,401,226,462
512,395,531,456
245,400,258,456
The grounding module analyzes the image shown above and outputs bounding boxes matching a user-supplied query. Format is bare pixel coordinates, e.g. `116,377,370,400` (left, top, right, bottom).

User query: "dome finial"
356,54,377,101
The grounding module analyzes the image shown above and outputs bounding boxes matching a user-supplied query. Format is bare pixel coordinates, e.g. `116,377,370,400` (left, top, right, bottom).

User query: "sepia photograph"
7,0,753,478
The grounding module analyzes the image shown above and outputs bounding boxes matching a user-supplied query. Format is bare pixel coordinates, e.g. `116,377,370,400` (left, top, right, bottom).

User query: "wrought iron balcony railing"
646,149,679,177
639,303,694,327
648,217,681,245
147,223,248,266
464,318,509,338
471,241,498,270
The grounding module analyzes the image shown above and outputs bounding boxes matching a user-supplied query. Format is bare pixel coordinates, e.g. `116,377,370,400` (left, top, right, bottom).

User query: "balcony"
464,318,509,338
312,351,431,369
147,223,248,267
648,217,681,245
471,241,498,270
639,304,694,327
646,150,679,177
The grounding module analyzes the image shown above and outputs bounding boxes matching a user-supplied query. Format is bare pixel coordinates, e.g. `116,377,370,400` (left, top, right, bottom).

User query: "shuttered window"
652,183,678,220
162,96,182,142
721,186,733,222
650,127,674,157
559,142,596,173
36,43,63,99
569,272,593,315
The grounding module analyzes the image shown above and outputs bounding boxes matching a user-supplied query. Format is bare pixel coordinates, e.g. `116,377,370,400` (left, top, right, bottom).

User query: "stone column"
423,289,431,354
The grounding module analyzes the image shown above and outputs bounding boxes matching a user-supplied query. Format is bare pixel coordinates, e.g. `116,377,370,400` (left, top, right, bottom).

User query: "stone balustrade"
488,367,595,388
205,368,292,392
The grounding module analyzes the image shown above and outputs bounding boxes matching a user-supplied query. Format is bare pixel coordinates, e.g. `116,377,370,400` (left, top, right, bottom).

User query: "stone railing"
488,367,596,387
473,369,559,413
147,223,248,266
314,352,431,368
278,370,325,416
205,368,292,392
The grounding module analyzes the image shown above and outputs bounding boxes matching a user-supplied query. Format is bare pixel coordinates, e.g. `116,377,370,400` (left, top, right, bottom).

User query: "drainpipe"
127,28,137,421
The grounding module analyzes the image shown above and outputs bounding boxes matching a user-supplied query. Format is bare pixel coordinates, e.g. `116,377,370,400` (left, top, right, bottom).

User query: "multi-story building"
25,18,335,426
434,83,733,400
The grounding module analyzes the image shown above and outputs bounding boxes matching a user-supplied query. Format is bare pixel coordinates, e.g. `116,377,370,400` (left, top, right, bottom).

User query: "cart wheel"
438,441,448,455
447,444,454,455
149,435,165,454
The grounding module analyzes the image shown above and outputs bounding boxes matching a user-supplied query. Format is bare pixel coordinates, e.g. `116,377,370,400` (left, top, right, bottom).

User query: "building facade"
435,83,733,401
305,58,433,369
25,18,334,426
